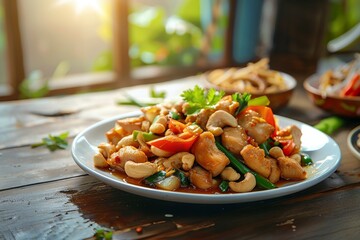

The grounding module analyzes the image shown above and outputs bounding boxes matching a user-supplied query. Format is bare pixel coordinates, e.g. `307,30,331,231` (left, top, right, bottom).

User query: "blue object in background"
233,0,264,63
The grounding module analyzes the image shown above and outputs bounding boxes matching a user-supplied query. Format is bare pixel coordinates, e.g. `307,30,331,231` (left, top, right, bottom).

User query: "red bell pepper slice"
341,73,360,97
147,134,198,153
244,106,278,136
279,139,295,156
168,119,186,134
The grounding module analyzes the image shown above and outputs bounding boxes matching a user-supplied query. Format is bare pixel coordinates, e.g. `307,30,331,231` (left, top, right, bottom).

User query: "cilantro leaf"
31,131,69,151
181,85,225,115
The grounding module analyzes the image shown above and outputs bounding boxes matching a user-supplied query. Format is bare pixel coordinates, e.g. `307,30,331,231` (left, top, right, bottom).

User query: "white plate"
348,125,360,160
71,111,342,204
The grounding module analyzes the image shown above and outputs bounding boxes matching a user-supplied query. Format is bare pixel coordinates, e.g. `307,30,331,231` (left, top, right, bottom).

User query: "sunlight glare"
56,0,103,16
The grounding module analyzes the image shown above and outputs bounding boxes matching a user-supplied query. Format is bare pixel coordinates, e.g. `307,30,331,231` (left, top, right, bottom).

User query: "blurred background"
0,0,359,100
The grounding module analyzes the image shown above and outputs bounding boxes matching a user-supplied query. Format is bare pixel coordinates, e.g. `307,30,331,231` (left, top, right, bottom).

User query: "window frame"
0,0,236,101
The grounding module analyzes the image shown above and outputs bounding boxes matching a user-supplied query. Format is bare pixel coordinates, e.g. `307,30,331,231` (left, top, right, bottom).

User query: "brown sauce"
98,167,298,194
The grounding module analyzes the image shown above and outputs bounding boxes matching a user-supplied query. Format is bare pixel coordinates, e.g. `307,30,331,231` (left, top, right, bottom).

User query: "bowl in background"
203,70,297,112
304,74,360,118
348,125,360,160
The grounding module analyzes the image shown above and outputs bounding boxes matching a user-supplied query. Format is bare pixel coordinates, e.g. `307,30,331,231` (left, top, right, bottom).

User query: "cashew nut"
150,145,173,157
269,146,285,159
116,135,139,150
181,153,195,171
93,152,109,168
220,167,241,181
98,143,116,158
150,115,167,134
229,172,256,193
124,161,157,179
206,110,237,136
164,152,195,171
117,146,147,169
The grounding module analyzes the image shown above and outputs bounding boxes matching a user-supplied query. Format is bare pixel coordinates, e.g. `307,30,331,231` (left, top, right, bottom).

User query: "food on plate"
206,58,287,94
318,54,360,97
93,86,312,194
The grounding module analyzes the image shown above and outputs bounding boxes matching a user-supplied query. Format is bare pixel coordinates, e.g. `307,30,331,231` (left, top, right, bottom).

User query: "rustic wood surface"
0,75,359,240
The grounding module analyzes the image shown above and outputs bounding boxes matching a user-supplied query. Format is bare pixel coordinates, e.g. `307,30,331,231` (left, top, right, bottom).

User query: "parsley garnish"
181,85,225,115
31,131,69,151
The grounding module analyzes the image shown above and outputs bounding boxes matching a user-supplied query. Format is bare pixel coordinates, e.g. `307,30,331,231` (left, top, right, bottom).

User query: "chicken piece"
106,128,122,145
215,95,240,115
278,156,307,180
240,144,271,178
185,108,214,130
275,125,302,154
237,110,274,144
189,166,213,190
115,116,145,136
191,132,230,176
221,126,248,155
268,157,281,183
141,105,161,122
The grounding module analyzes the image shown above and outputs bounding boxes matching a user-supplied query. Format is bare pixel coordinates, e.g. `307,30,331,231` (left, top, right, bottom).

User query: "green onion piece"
301,153,313,166
168,111,180,120
174,169,190,187
132,130,159,142
219,180,229,192
232,92,251,115
145,170,166,184
259,142,270,156
259,138,278,157
215,141,276,189
248,95,270,106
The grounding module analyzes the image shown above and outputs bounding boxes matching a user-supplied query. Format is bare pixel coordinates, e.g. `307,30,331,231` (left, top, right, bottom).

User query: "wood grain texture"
1,175,359,240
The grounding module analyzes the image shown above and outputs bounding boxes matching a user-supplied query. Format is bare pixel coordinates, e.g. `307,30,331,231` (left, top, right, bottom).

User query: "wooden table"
1,75,360,240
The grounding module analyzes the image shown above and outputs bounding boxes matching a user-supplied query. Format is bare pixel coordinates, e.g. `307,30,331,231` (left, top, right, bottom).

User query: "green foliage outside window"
92,0,228,72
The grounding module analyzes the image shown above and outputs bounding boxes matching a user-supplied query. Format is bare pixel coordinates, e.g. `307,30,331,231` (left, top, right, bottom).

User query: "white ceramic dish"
347,125,360,160
71,111,342,204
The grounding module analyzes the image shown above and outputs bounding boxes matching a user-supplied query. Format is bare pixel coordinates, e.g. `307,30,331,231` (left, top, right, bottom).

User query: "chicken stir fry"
94,86,312,193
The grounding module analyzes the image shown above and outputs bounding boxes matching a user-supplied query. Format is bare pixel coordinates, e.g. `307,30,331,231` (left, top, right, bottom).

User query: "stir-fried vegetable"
215,140,277,189
219,180,229,192
147,134,198,153
132,130,159,142
145,170,166,184
300,153,313,166
341,73,360,96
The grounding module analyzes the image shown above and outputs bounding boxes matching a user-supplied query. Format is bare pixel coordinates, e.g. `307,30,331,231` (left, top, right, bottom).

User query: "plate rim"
71,112,342,204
